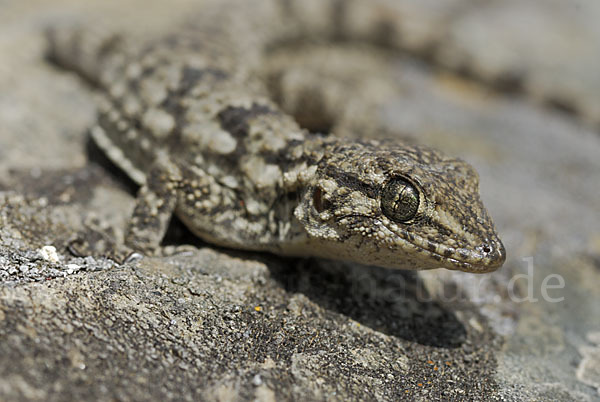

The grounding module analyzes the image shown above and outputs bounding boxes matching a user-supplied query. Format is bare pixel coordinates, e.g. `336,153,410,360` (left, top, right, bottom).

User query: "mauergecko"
47,0,506,272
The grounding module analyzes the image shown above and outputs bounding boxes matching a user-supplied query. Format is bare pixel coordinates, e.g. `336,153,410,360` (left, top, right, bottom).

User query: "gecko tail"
276,0,406,49
45,23,126,88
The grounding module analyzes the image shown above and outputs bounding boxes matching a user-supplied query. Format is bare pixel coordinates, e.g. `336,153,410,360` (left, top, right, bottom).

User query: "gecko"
46,0,506,273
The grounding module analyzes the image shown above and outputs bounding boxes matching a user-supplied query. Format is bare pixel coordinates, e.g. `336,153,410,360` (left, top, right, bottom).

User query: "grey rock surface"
1,0,599,401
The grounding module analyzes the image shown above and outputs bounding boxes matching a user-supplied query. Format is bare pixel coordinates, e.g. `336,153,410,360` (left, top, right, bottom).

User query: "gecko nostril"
482,240,507,270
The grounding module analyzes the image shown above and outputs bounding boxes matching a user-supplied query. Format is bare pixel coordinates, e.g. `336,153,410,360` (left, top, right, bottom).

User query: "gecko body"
47,0,506,272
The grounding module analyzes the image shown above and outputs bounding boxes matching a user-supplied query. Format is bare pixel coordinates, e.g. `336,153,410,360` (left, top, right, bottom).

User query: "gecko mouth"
336,214,506,272
405,235,506,273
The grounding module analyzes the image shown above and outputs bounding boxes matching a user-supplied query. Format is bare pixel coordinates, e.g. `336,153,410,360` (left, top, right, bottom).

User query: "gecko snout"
477,238,506,271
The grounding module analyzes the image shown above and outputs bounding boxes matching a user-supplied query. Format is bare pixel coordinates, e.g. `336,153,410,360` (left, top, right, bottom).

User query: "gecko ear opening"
294,186,340,241
312,187,333,213
312,187,325,213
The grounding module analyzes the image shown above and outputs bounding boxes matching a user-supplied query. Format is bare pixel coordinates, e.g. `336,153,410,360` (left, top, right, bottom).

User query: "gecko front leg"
125,157,181,256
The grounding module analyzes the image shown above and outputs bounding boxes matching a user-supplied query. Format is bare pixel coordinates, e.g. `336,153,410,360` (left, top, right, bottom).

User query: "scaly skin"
46,0,506,272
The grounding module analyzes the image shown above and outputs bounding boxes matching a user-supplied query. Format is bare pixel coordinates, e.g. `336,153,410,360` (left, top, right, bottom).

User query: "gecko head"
294,140,506,273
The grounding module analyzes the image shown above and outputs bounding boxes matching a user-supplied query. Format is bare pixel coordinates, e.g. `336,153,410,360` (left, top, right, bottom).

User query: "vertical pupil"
395,187,409,210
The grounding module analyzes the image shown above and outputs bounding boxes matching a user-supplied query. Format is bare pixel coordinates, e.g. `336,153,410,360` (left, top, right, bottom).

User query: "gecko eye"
381,177,420,223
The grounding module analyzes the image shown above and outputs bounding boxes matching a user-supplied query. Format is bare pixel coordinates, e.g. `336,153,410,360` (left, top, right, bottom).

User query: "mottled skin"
47,0,505,272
